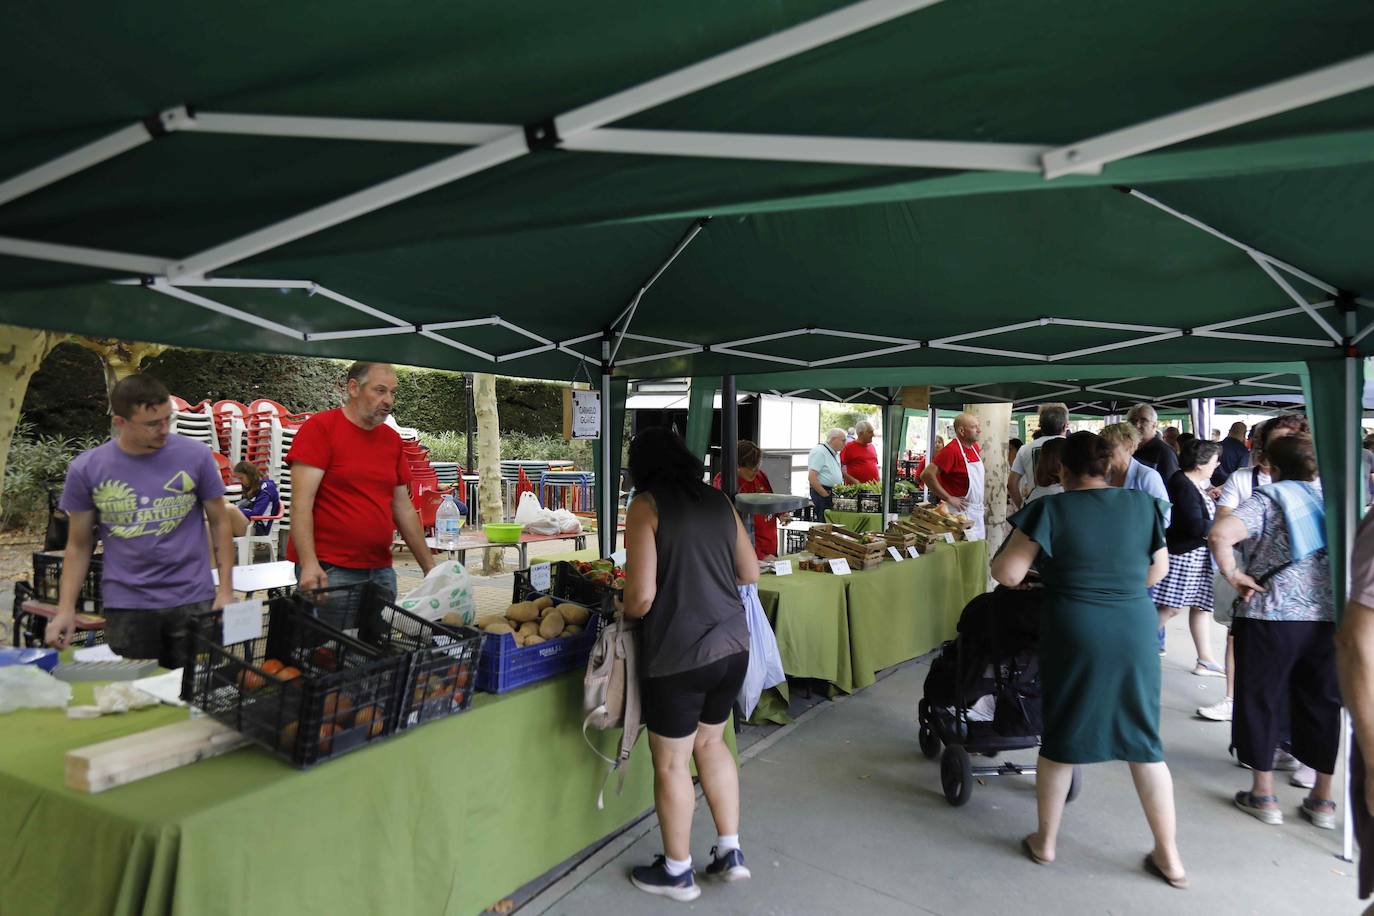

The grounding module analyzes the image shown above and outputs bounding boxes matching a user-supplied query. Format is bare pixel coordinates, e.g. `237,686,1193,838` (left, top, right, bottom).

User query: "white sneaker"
1291,766,1317,789
1197,697,1233,722
1273,749,1301,772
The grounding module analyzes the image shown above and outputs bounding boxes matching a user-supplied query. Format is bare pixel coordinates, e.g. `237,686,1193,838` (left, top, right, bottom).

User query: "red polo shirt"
285,409,412,569
839,439,880,483
932,440,981,498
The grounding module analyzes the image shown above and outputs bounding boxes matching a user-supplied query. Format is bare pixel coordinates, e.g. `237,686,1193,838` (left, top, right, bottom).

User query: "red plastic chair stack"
213,400,247,455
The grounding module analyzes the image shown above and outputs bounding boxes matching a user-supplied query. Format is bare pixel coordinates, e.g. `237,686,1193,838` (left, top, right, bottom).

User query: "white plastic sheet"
396,559,477,625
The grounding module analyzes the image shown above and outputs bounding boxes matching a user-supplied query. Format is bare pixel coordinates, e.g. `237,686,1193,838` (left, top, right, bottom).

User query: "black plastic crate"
512,561,619,618
288,583,485,730
31,551,102,610
894,496,918,516
181,602,408,768
856,492,882,513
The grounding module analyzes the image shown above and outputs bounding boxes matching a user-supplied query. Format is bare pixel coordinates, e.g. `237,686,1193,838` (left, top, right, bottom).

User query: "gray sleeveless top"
642,483,750,677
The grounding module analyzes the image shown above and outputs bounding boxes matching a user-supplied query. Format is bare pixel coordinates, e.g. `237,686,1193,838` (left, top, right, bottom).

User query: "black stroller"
918,585,1082,806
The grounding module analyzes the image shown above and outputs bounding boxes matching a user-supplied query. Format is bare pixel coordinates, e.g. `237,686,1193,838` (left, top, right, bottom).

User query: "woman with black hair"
622,426,758,902
993,431,1186,888
1152,439,1225,677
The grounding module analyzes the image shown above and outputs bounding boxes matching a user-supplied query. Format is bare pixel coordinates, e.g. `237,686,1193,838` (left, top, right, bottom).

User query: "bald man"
1213,420,1251,487
920,413,985,541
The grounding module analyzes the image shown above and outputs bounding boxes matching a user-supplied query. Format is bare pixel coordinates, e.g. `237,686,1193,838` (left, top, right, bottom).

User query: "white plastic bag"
514,492,545,525
396,560,477,625
0,665,72,713
550,508,582,535
737,583,786,718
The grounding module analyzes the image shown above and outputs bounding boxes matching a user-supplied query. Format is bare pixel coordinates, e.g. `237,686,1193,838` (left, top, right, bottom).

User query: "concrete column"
966,402,1013,562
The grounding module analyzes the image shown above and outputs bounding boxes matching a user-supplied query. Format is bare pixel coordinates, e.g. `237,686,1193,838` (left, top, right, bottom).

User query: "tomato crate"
512,561,619,618
181,602,408,768
287,582,484,730
31,551,103,611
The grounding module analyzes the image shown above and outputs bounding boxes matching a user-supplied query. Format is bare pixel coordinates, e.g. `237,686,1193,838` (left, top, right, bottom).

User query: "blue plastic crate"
476,613,600,694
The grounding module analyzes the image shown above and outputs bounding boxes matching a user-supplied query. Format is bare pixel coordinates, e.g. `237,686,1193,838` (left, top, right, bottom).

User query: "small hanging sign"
827,557,852,576
907,546,921,559
572,391,601,440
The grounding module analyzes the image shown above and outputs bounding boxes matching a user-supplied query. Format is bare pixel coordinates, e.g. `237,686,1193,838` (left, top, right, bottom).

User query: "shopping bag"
550,508,583,535
395,560,477,625
737,583,785,718
514,491,545,525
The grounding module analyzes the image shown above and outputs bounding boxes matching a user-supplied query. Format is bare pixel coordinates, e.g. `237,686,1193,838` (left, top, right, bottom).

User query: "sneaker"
1235,790,1283,825
1158,627,1167,657
630,856,701,902
1272,749,1301,772
1300,798,1337,830
1291,766,1317,790
1197,697,1233,722
1192,661,1226,678
705,846,752,883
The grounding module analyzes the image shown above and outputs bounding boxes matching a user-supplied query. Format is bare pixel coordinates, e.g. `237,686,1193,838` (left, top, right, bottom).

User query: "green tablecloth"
757,540,988,705
823,509,886,532
0,672,664,916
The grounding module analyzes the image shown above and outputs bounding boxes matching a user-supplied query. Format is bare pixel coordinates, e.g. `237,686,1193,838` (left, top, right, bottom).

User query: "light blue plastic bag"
738,583,786,718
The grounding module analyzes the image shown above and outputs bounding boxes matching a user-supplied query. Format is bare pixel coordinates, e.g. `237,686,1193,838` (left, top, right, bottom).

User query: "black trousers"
1232,617,1341,775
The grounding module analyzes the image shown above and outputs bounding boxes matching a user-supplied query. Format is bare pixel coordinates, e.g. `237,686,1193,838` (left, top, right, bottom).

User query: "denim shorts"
295,563,398,631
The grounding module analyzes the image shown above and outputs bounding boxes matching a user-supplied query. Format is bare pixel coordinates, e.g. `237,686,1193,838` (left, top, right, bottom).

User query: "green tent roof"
0,0,1371,386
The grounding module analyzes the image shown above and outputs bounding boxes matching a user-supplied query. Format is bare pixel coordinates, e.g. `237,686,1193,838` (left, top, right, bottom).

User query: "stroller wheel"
1066,765,1083,803
940,746,973,807
918,723,940,759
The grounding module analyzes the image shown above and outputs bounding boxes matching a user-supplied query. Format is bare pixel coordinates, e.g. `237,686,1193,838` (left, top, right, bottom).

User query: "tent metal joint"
523,118,561,151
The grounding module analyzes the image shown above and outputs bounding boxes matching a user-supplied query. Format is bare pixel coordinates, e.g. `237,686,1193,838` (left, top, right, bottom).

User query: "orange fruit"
353,704,385,737
237,668,265,692
278,720,299,749
321,692,353,719
260,659,284,676
318,723,340,754
455,665,472,689
275,666,302,683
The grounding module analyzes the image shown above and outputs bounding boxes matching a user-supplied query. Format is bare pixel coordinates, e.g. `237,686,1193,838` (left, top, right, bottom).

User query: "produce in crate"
805,524,887,570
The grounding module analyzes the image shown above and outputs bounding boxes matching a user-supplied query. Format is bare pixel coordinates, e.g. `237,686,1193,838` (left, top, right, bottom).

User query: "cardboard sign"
827,557,852,576
887,547,904,562
571,390,601,440
530,562,551,592
942,532,956,545
773,560,793,576
221,600,263,646
907,546,921,559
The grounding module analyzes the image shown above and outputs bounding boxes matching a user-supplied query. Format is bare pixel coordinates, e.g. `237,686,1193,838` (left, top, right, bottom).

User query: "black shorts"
643,651,750,739
103,600,213,669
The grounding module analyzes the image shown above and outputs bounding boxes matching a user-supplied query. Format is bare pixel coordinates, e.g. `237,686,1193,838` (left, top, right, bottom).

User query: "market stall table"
211,560,297,596
396,531,590,568
0,670,663,916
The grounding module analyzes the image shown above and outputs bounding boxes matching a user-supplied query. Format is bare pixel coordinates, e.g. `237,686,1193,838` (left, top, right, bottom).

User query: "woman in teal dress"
992,431,1187,889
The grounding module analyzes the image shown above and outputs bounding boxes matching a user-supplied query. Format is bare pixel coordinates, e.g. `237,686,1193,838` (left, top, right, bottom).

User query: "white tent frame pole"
417,329,495,362
1196,302,1337,332
564,128,1046,172
189,112,511,146
1251,255,1343,343
930,319,1046,345
0,237,169,274
1042,52,1374,178
1194,330,1336,347
147,281,305,340
305,326,414,342
927,342,1049,361
1048,331,1184,362
0,121,157,208
1342,305,1361,863
621,332,701,348
609,218,707,365
169,0,943,280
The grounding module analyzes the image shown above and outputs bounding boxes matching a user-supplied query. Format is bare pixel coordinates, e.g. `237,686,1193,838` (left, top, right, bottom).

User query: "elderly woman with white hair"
807,428,847,516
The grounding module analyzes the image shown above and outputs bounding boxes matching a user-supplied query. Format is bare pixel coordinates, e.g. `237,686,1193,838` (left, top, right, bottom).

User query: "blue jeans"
294,563,397,631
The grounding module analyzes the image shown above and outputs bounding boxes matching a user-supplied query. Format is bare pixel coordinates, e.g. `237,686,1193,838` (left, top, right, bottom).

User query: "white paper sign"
222,600,263,645
773,560,793,576
530,562,551,592
907,546,921,559
571,390,601,440
887,547,904,562
942,532,956,545
827,557,852,576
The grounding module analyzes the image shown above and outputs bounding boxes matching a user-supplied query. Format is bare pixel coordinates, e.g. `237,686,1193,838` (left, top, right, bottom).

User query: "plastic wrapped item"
67,682,163,719
737,584,786,718
395,559,477,625
0,665,73,713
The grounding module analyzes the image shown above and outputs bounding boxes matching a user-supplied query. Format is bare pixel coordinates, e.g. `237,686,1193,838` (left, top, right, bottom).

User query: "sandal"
1143,853,1189,890
1192,661,1225,678
1234,790,1283,825
1022,835,1051,866
1300,798,1337,830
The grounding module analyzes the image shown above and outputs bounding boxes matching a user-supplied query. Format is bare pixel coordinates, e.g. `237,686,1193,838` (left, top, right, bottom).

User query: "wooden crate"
806,524,886,570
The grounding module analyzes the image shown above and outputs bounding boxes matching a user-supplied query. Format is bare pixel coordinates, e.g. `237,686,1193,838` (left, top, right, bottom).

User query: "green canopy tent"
0,1,1371,632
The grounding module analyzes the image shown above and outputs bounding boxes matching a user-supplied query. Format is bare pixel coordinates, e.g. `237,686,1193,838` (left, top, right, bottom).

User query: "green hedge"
23,346,568,441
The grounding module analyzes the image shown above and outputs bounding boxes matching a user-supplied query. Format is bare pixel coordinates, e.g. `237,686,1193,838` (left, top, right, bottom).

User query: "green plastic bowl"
484,523,524,543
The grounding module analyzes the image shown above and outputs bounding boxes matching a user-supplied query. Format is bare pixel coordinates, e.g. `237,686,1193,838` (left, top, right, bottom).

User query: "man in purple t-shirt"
46,374,235,667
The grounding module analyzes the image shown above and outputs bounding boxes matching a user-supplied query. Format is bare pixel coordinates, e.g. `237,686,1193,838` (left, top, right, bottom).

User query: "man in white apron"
919,413,986,541
917,414,983,543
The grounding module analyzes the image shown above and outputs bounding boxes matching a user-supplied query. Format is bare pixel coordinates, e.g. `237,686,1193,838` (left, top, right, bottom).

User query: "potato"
523,635,546,646
483,621,515,634
506,601,541,623
539,611,566,639
441,611,467,627
564,624,583,637
533,595,555,611
517,621,540,639
557,603,590,626
476,614,507,629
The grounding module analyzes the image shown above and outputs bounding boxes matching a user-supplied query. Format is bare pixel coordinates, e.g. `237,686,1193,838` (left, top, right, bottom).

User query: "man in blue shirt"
807,428,846,517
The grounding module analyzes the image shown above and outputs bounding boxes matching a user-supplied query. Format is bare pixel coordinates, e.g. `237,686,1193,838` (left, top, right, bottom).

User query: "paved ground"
524,618,1364,916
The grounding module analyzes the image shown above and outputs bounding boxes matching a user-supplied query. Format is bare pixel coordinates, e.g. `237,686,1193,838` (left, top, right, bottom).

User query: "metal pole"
599,355,614,559
721,375,738,500
925,407,938,502
1343,307,1359,863
464,373,475,473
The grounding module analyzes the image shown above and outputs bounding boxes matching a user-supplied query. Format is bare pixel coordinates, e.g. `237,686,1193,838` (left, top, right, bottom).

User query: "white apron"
950,442,986,542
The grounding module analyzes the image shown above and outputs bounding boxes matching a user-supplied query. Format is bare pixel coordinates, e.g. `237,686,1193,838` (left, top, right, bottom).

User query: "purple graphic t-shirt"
60,435,226,608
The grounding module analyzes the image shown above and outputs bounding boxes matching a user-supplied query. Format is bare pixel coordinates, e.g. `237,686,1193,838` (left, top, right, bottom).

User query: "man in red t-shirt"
920,413,986,541
839,420,880,484
287,362,433,613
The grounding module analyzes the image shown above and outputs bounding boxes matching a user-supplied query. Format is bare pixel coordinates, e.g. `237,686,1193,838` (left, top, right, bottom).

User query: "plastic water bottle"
436,495,462,550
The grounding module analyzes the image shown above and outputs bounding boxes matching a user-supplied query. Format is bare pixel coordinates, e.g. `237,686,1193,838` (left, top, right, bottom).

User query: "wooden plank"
66,718,250,794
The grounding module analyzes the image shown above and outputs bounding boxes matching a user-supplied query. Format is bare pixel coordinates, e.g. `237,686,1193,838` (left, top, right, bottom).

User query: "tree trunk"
474,373,506,574
70,337,168,394
0,324,60,485
966,402,1013,575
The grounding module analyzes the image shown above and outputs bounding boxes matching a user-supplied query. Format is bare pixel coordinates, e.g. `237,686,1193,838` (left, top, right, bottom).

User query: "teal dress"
1010,488,1169,764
